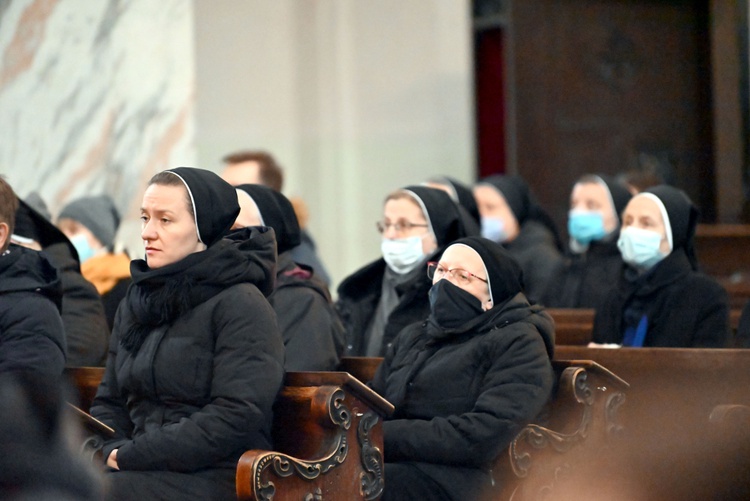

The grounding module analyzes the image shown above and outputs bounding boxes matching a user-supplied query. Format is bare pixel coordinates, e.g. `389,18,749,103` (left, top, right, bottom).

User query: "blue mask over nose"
568,210,607,245
480,217,508,243
70,234,95,263
617,227,667,270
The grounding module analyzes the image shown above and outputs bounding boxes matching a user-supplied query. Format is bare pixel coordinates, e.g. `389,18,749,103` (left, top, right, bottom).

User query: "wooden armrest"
496,360,629,500
236,372,393,501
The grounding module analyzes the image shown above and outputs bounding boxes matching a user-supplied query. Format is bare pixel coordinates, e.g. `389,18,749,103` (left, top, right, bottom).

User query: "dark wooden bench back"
550,346,750,499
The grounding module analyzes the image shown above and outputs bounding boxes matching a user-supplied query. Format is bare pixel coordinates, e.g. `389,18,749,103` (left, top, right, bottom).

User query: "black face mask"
428,279,484,329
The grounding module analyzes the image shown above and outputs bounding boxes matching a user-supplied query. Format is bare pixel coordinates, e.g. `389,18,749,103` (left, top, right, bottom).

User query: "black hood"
400,185,468,247
640,185,700,270
14,199,79,264
235,184,301,254
0,245,63,312
164,167,240,247
479,175,563,250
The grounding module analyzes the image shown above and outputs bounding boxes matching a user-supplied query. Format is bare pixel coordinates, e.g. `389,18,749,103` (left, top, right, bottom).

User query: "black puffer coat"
504,220,563,304
593,249,730,347
44,242,109,366
541,239,624,309
371,293,555,500
0,245,65,375
270,252,344,371
91,227,284,497
336,257,434,356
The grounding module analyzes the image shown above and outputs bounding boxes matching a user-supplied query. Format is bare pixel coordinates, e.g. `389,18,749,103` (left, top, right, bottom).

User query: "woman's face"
621,196,671,254
434,244,492,309
140,183,206,269
570,182,618,233
473,185,520,240
382,197,437,255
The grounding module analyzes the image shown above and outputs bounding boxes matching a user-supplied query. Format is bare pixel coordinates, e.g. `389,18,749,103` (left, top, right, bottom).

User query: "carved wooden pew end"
236,372,394,501
494,361,629,501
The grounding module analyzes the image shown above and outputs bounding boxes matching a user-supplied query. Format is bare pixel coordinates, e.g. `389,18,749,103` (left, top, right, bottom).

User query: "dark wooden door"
510,0,713,235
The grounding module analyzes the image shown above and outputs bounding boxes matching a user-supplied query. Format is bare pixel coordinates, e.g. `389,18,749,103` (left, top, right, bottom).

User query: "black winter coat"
336,258,432,357
541,239,624,309
0,245,65,375
45,242,109,366
593,249,730,347
371,293,555,500
505,221,563,304
269,252,344,371
91,228,284,499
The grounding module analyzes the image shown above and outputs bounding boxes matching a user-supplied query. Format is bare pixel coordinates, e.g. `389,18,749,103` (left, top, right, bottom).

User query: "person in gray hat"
58,195,131,331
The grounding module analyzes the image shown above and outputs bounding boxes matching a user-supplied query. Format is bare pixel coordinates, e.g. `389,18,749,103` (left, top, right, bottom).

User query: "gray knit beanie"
58,195,120,250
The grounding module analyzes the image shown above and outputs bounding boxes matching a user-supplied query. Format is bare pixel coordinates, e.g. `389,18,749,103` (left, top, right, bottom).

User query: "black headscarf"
478,175,563,250
453,236,524,306
235,184,301,254
595,174,632,223
400,185,467,247
427,176,481,226
641,185,700,270
14,199,79,263
164,167,240,247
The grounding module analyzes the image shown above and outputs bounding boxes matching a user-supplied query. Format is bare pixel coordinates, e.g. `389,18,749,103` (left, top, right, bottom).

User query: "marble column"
0,0,195,254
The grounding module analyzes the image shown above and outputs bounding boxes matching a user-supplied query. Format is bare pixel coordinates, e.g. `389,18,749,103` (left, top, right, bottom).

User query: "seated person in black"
233,184,345,370
14,198,109,366
371,236,555,500
592,185,730,347
336,186,467,356
542,174,631,309
473,175,563,303
0,178,65,376
91,168,284,500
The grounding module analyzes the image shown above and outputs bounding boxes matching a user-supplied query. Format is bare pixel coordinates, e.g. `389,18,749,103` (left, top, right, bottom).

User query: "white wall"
0,0,195,252
194,0,475,290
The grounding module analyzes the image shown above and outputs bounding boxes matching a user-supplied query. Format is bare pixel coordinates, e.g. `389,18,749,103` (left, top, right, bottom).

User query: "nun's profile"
233,183,345,371
371,236,555,501
473,175,563,303
542,174,632,309
592,185,730,347
336,186,467,357
91,168,284,500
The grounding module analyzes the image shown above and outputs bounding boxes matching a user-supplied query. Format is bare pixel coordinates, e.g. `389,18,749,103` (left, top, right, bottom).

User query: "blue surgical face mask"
568,210,607,245
617,227,667,270
381,236,425,274
481,217,508,243
70,234,95,264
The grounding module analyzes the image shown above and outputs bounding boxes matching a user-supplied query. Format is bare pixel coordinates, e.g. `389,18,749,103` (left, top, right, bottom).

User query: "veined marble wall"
0,0,195,253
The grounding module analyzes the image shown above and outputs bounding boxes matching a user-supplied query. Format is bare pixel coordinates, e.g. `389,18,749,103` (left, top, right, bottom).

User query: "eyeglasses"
376,220,429,234
427,261,487,285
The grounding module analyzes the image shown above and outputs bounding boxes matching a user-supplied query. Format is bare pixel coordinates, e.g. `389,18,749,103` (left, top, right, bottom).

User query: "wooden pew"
695,224,750,309
551,346,750,499
546,308,595,345
64,366,105,412
340,356,630,501
65,368,396,500
236,371,395,501
545,307,742,344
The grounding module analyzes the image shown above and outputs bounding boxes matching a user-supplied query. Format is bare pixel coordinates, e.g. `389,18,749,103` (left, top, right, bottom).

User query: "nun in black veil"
336,185,468,357
233,183,345,371
473,175,563,303
592,185,730,347
371,236,554,500
91,168,284,500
